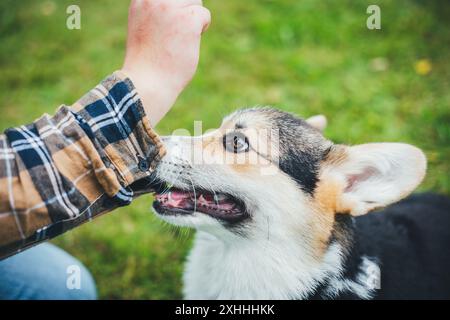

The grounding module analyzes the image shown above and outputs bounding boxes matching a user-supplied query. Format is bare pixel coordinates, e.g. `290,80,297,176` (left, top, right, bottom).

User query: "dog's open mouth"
153,187,248,222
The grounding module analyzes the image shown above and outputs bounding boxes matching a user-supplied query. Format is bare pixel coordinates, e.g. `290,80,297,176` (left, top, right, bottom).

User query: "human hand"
121,0,211,126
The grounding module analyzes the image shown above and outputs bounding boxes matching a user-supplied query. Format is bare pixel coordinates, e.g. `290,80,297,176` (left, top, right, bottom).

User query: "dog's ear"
306,115,327,131
320,143,426,216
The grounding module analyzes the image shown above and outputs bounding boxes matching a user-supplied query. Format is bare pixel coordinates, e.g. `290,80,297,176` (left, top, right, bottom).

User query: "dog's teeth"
198,194,210,207
215,194,227,201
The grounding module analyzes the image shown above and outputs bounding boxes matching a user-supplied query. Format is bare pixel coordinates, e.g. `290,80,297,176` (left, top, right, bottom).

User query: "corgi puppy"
150,107,450,299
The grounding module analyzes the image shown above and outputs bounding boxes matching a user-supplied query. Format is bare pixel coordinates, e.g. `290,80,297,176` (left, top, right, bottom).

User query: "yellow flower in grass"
414,59,432,75
41,1,56,16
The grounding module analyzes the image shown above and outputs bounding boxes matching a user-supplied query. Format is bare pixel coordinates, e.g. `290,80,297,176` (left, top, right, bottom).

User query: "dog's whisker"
188,176,197,213
142,174,159,189
159,166,184,196
203,176,220,206
177,158,218,206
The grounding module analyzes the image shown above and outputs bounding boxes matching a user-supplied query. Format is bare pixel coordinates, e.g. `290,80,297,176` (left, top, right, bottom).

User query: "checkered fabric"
0,71,165,260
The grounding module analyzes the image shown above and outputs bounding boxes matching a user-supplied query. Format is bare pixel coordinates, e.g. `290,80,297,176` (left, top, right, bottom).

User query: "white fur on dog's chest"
183,231,349,299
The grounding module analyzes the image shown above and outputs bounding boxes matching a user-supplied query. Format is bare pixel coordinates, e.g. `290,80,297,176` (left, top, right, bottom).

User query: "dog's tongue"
155,190,191,207
169,190,191,200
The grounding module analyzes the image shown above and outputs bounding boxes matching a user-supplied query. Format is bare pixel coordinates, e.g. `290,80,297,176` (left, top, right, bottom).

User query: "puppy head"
151,107,426,247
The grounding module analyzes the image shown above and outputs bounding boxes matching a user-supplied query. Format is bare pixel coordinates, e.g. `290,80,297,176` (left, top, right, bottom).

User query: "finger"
174,0,203,6
201,7,211,33
191,5,211,34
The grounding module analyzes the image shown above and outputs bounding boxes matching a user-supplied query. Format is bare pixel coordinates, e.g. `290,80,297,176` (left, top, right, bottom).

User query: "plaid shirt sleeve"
0,71,165,260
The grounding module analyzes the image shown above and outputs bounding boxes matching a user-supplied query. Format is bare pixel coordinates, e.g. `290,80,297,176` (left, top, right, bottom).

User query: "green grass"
0,0,449,299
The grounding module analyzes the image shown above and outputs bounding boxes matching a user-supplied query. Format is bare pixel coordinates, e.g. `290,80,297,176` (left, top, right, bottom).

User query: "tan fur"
314,146,348,214
310,147,354,255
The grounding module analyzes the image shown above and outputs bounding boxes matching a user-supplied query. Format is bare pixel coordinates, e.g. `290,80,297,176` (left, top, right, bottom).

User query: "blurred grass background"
0,0,449,298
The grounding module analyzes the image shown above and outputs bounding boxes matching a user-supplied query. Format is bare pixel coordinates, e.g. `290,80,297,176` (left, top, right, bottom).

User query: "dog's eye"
223,132,250,153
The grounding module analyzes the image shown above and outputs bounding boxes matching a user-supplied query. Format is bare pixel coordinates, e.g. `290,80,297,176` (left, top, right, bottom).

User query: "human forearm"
0,72,164,260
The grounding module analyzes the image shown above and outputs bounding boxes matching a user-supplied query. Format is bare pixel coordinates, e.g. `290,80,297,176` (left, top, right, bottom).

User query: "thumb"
190,5,211,34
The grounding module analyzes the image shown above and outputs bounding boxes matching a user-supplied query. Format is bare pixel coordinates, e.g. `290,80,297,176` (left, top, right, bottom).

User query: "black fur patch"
278,146,321,195
274,112,330,195
311,193,450,299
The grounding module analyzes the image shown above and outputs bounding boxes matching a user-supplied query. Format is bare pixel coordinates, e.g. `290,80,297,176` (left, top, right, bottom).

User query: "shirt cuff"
71,71,166,201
